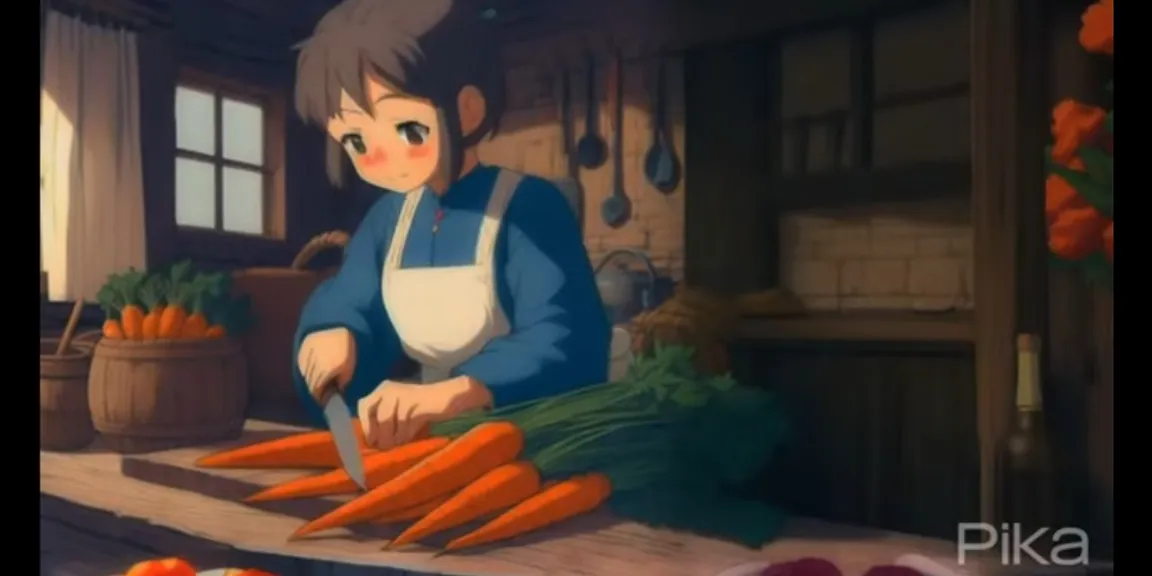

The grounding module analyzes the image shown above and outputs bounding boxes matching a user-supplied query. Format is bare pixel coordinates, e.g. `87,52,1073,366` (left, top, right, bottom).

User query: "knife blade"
321,389,367,491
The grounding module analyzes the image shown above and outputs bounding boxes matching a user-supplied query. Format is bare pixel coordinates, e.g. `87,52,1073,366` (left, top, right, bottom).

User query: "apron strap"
475,170,524,267
384,187,426,270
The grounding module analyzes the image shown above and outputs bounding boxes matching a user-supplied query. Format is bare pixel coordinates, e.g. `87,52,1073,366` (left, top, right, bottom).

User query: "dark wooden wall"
733,342,978,539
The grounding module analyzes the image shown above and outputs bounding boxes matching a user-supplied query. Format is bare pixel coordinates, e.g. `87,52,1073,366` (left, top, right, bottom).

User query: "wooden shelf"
774,161,971,210
737,311,974,343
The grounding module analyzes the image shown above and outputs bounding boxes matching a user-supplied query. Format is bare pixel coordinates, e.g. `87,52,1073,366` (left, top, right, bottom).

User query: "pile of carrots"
124,557,275,576
1044,0,1113,279
97,261,253,341
198,345,790,552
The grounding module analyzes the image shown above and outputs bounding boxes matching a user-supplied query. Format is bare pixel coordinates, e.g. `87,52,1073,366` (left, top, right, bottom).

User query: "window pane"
222,167,264,234
780,29,852,119
222,97,264,165
874,3,969,99
872,96,970,167
175,157,216,228
175,86,215,155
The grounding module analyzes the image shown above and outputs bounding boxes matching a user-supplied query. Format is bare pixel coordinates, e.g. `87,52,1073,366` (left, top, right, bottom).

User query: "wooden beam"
969,0,1046,524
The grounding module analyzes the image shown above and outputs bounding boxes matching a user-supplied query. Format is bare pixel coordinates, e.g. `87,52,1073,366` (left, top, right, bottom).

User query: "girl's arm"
452,177,611,407
292,195,402,423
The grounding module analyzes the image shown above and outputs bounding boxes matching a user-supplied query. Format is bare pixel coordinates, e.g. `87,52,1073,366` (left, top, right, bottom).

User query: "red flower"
1079,0,1114,55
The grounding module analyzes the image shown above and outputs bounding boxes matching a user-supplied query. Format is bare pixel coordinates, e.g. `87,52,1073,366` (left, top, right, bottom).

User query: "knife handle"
313,378,340,405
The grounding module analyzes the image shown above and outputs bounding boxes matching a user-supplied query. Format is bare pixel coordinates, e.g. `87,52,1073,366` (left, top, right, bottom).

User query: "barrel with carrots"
89,262,255,453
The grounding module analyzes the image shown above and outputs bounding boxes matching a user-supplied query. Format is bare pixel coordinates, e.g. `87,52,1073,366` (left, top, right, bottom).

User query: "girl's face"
327,74,443,192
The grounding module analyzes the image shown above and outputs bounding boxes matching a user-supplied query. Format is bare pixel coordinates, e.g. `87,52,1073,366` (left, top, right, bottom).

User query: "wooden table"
39,421,1044,576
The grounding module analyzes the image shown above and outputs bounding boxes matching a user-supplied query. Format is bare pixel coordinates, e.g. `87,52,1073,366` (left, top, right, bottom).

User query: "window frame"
771,3,973,210
174,67,286,240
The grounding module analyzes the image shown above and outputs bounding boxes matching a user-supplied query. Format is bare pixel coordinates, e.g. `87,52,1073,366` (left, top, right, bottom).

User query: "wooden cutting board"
119,421,357,523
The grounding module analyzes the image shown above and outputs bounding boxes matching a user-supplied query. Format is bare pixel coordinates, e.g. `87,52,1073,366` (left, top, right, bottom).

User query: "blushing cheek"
406,144,432,159
357,147,387,168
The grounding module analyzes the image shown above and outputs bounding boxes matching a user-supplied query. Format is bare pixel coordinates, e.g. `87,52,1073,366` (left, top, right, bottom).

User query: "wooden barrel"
88,337,249,453
40,339,95,451
232,230,347,420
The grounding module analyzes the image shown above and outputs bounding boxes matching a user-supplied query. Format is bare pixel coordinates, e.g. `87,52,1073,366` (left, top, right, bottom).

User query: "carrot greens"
428,344,790,548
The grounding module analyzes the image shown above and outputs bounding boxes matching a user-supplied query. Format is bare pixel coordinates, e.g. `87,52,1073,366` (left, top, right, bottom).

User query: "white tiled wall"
780,198,975,311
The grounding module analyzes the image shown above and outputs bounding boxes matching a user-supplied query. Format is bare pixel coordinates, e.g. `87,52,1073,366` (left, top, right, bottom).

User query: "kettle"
594,249,658,323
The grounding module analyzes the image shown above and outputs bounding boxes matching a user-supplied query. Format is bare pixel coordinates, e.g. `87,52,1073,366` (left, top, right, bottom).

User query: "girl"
292,0,615,450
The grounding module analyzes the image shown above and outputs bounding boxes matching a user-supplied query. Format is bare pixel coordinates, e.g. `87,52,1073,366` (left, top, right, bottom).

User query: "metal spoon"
575,52,607,169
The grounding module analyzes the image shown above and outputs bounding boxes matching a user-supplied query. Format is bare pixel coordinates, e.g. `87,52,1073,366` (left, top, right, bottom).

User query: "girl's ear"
457,85,486,138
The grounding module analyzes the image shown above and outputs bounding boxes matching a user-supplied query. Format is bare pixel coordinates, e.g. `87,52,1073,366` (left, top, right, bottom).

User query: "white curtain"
41,11,146,302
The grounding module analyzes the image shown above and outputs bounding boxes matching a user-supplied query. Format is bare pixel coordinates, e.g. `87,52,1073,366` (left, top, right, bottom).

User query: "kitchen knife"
317,382,367,491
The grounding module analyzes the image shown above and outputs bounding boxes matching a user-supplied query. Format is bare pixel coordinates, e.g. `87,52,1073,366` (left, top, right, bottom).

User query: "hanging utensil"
643,54,681,193
552,66,586,229
575,52,607,169
54,299,86,356
600,47,632,227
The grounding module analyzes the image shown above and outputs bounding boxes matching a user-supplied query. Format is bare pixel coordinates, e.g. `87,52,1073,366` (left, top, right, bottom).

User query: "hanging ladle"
643,53,681,193
575,52,607,169
599,47,632,228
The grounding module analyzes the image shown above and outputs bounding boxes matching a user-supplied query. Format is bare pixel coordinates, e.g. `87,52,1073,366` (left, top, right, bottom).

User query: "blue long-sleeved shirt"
292,165,610,424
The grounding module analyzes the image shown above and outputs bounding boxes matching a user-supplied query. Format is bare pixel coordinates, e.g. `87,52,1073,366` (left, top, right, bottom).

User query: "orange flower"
1051,100,1106,165
1102,221,1113,262
1045,172,1088,226
1049,205,1108,260
1079,0,1113,55
125,558,196,576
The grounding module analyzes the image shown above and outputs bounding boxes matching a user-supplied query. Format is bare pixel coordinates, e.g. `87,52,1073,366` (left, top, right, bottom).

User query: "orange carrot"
291,421,524,539
158,304,187,338
158,281,189,338
443,472,612,552
121,304,145,340
141,307,164,339
205,324,226,339
181,312,209,339
139,277,167,340
387,461,541,548
197,426,370,469
102,319,124,339
125,557,197,576
246,437,451,502
372,494,454,525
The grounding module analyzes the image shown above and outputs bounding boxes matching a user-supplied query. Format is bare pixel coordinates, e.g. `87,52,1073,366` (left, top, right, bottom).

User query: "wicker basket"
231,231,348,419
628,286,735,376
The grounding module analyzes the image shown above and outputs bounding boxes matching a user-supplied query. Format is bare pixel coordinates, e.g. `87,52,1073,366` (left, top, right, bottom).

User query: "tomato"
124,558,196,576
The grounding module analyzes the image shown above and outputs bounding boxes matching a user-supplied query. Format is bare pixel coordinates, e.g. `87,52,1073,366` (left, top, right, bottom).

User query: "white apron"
381,169,632,386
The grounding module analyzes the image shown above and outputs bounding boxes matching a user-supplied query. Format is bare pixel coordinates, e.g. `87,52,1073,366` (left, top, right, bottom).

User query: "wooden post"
970,0,1047,523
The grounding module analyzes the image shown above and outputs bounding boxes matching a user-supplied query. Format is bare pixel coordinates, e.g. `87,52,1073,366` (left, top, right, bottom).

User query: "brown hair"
294,0,506,188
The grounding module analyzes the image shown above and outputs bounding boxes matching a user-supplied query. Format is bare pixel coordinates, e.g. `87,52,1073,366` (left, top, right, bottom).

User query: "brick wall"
478,42,686,279
781,198,975,311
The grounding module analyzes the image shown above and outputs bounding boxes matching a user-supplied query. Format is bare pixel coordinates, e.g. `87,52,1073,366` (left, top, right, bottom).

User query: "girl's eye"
396,121,430,146
340,133,367,155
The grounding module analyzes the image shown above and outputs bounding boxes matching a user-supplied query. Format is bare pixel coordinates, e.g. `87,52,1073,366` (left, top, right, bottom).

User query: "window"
774,1,971,208
174,70,285,238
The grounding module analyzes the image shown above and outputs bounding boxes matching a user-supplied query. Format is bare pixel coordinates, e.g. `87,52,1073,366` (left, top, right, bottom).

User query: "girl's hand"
297,327,357,401
357,377,492,450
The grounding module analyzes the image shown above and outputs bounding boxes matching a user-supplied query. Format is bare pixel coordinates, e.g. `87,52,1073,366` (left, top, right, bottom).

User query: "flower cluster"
1044,0,1113,288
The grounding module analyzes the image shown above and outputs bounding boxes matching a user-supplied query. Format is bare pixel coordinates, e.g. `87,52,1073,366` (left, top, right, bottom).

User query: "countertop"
41,421,1020,576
